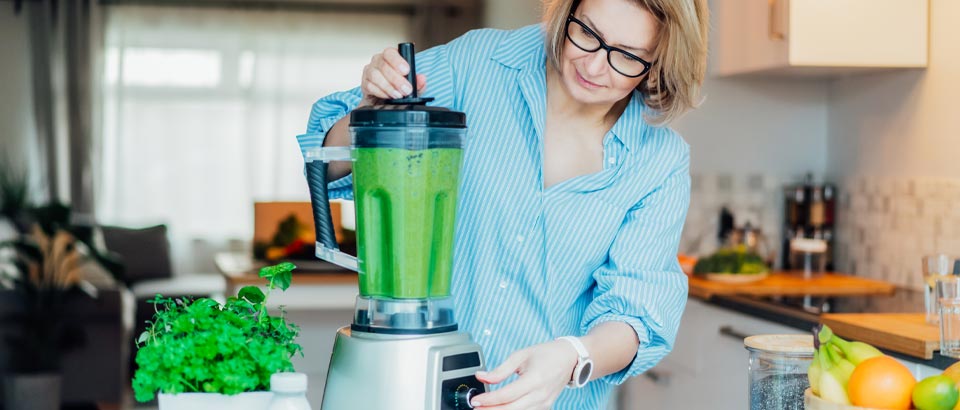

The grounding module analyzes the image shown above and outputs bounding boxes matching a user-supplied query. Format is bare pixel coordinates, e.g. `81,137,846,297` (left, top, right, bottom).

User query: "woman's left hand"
470,339,580,410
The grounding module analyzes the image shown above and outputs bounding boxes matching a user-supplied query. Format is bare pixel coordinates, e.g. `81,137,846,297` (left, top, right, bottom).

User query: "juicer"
302,43,486,410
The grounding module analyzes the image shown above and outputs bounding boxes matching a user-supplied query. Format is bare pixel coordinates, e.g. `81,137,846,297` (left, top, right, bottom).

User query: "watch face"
576,361,594,387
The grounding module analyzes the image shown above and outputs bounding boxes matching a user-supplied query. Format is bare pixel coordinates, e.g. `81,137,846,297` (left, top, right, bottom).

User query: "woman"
302,0,708,408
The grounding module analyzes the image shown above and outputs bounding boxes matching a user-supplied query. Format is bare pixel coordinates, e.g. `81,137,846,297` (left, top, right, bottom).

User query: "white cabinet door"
715,0,928,76
619,299,808,409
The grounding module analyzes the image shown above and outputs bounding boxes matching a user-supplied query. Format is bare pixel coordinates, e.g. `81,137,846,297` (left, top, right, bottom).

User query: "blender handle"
305,160,339,251
303,146,359,271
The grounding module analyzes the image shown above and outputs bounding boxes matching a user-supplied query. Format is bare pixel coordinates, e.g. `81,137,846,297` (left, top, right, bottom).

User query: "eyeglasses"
565,14,652,78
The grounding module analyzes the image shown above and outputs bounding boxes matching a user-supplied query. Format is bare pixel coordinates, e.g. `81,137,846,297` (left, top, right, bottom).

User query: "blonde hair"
543,0,709,125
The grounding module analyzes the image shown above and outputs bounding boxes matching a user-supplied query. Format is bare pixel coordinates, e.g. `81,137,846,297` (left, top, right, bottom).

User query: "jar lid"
744,334,814,354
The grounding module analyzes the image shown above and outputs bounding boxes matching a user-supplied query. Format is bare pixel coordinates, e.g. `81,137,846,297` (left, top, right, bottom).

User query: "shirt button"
608,156,616,164
483,329,492,337
516,235,524,243
499,280,509,289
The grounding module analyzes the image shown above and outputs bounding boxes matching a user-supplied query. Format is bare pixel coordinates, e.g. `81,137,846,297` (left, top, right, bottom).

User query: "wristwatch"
557,336,594,389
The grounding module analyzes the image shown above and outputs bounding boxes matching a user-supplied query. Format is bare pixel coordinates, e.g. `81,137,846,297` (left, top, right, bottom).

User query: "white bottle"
268,372,312,410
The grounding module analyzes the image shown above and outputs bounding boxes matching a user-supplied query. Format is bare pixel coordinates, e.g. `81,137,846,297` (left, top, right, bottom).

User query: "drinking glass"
938,276,960,358
923,254,953,324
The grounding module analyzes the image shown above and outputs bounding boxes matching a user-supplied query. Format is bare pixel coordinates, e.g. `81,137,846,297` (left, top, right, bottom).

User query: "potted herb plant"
132,262,302,410
0,224,116,410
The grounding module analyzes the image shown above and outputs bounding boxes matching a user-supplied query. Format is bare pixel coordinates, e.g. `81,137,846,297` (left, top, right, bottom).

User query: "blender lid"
350,104,466,129
350,42,466,129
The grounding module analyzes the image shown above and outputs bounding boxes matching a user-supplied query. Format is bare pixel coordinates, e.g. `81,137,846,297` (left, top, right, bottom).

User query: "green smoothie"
352,147,462,299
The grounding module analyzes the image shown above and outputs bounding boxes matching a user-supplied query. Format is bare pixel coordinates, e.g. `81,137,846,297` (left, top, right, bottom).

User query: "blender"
302,43,486,410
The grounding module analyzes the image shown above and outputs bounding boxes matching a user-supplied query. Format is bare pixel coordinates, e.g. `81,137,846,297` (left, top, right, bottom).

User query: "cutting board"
688,271,896,299
821,313,938,359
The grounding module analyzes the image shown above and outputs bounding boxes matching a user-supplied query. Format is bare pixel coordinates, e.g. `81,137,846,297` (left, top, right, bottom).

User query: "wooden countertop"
688,271,896,299
821,313,939,359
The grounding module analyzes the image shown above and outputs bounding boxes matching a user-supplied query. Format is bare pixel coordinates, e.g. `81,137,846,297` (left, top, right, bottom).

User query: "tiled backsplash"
682,173,788,260
683,174,960,290
835,177,960,290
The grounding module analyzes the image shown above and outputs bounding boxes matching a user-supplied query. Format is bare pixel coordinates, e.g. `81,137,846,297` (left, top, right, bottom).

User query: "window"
99,5,410,273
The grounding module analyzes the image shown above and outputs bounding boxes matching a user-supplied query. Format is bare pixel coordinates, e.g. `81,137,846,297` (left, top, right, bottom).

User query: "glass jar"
745,334,814,410
790,238,828,278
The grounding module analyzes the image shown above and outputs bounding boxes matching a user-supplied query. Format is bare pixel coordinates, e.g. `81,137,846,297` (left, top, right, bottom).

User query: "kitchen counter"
688,271,896,299
698,289,958,369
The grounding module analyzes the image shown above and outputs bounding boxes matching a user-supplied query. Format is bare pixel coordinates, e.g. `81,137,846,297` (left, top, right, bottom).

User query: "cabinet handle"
719,325,751,341
768,0,785,40
644,369,670,385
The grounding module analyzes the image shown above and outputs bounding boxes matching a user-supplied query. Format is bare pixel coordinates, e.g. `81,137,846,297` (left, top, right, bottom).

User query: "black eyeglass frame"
565,14,653,78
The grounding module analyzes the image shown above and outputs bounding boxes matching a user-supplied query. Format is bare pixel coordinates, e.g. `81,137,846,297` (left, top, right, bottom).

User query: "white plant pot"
158,391,273,410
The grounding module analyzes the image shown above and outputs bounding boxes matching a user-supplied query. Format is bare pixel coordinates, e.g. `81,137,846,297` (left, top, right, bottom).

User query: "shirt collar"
492,24,547,70
608,91,650,152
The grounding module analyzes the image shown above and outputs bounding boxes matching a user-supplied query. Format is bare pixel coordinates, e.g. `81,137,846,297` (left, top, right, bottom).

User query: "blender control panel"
439,352,486,410
441,375,485,410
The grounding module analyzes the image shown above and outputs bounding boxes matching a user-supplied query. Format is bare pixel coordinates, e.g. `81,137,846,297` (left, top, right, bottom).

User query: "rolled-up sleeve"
298,37,460,200
580,148,691,385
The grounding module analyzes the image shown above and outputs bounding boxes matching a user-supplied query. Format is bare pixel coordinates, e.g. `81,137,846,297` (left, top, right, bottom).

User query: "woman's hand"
470,340,580,410
359,46,427,107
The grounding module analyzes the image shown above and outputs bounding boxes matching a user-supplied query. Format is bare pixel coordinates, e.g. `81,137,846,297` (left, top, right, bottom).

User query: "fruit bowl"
803,389,893,410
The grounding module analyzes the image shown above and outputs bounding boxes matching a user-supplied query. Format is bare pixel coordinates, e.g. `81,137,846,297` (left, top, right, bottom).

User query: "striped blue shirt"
299,24,689,409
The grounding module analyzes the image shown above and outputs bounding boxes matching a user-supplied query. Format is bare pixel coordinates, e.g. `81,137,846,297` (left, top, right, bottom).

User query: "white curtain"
99,5,409,274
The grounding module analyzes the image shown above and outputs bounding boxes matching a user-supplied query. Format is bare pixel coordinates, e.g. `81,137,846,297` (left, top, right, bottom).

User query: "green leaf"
258,262,296,279
273,270,292,291
238,286,265,304
136,331,149,345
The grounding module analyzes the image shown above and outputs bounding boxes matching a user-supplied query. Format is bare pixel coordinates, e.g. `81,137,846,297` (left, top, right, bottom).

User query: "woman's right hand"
360,46,427,107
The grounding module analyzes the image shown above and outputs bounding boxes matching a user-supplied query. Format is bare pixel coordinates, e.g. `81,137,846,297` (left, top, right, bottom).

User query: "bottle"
269,372,312,410
823,184,836,228
809,186,825,229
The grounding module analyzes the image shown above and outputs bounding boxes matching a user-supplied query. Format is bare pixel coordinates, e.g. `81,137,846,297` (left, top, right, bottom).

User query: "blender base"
321,326,487,410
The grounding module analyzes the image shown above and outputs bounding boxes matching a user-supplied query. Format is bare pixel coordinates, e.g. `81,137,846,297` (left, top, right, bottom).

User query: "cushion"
100,224,173,285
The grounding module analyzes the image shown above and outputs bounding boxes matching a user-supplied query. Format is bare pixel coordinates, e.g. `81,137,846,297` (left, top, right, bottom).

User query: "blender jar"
349,104,466,300
745,334,814,410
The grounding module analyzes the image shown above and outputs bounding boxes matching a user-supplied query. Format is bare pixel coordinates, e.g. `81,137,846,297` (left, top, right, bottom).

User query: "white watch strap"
557,336,590,360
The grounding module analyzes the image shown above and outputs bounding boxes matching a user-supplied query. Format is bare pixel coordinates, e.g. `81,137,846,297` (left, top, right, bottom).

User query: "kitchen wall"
826,0,960,289
0,6,39,188
484,0,542,29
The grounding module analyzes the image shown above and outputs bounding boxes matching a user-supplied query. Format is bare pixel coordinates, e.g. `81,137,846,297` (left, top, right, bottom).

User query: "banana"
808,348,822,396
829,335,883,365
818,344,853,405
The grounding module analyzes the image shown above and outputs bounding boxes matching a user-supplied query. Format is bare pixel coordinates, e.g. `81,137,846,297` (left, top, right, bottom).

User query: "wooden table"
821,313,939,359
214,252,358,310
688,271,897,300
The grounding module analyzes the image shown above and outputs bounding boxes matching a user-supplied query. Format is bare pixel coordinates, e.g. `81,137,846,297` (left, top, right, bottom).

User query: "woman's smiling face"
559,0,660,106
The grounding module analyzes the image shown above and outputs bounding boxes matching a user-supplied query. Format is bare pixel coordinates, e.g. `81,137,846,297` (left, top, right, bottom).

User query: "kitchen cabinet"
619,299,801,409
715,0,928,76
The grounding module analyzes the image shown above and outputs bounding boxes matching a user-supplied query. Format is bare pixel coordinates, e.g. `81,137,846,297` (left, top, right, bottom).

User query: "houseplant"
0,223,115,410
132,262,302,410
0,156,31,237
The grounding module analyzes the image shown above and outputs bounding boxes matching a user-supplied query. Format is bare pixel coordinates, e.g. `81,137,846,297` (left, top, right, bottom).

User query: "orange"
944,361,960,383
941,362,960,410
847,356,916,409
